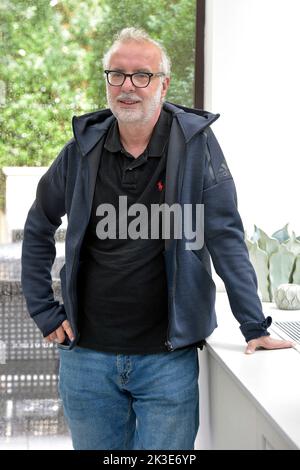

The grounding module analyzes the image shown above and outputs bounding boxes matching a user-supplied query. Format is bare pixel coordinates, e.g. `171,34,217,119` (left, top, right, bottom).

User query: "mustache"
116,93,142,102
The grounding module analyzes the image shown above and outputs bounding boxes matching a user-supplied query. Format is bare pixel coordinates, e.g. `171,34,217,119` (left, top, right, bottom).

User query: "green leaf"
271,223,290,243
255,226,279,256
250,224,260,243
283,231,300,256
292,255,300,284
247,241,270,302
269,245,295,300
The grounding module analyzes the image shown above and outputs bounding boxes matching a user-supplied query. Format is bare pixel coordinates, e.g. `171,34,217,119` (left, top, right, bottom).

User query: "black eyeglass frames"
104,70,165,88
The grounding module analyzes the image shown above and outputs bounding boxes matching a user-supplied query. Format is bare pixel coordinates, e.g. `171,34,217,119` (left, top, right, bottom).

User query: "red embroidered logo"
156,180,164,192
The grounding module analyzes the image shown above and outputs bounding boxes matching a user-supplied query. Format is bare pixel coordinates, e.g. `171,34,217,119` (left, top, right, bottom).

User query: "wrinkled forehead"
108,40,162,72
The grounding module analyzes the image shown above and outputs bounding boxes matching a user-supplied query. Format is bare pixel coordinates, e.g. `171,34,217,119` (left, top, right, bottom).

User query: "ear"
161,76,170,99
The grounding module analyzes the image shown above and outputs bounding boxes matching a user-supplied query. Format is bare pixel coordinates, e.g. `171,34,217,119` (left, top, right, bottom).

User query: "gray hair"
102,27,171,77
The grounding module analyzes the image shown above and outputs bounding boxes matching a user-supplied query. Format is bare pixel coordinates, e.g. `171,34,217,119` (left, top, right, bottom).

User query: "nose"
121,75,136,92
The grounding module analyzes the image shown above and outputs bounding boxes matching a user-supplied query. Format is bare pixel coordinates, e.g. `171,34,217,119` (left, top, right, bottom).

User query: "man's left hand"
245,335,295,354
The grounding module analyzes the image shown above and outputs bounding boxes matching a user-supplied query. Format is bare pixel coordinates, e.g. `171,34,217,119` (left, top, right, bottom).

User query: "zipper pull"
165,340,174,352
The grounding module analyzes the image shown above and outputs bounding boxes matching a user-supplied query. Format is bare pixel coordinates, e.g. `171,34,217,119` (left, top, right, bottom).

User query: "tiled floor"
0,435,73,450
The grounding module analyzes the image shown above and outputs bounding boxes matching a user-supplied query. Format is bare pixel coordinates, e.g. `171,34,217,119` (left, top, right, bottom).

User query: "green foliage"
0,0,196,167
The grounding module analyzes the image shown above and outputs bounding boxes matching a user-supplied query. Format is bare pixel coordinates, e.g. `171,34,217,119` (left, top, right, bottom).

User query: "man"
21,27,292,450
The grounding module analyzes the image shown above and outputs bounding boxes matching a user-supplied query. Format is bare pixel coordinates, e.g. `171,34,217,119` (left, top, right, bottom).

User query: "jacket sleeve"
21,144,70,337
202,128,272,342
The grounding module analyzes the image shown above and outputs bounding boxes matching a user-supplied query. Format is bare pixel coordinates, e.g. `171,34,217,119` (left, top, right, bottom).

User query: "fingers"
273,340,294,349
245,342,256,354
45,331,57,342
55,326,66,343
245,337,263,354
259,336,294,349
62,320,75,341
45,327,65,344
245,336,295,354
44,319,75,344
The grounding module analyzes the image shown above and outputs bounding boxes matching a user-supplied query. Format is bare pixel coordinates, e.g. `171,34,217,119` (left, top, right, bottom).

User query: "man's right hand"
44,319,75,344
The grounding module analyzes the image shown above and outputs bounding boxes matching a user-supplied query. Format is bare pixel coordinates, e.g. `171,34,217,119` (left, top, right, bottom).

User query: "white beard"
107,84,163,123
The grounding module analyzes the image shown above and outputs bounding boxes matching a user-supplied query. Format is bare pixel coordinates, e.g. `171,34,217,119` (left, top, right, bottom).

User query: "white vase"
274,283,300,310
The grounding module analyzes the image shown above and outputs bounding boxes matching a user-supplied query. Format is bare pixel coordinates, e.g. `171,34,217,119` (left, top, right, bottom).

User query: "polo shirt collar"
104,108,172,158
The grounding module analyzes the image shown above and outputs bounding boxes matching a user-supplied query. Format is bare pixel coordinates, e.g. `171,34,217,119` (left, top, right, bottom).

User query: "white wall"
1,167,67,242
204,0,300,238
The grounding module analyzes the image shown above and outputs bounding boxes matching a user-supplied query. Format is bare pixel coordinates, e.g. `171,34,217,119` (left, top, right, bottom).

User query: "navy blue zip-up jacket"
21,102,271,351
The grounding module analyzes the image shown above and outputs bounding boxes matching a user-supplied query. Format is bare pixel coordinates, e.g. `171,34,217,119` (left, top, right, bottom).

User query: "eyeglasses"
104,70,165,88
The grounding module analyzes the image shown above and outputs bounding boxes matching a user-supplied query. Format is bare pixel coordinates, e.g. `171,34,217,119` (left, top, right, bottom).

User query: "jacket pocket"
168,248,218,346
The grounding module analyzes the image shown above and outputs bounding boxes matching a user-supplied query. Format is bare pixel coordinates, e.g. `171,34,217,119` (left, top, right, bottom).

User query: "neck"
118,107,162,153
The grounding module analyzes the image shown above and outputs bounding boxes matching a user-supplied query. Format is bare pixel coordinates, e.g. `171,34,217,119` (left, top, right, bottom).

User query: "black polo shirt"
77,108,173,354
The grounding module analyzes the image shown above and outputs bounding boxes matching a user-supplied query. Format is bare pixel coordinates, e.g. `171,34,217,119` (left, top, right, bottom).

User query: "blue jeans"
58,345,199,450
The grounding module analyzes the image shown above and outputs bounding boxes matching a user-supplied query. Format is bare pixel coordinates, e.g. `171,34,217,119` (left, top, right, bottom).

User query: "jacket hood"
72,101,220,156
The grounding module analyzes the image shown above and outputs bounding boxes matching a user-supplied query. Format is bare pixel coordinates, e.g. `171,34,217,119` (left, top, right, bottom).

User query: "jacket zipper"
69,144,89,341
69,232,86,340
165,244,177,352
